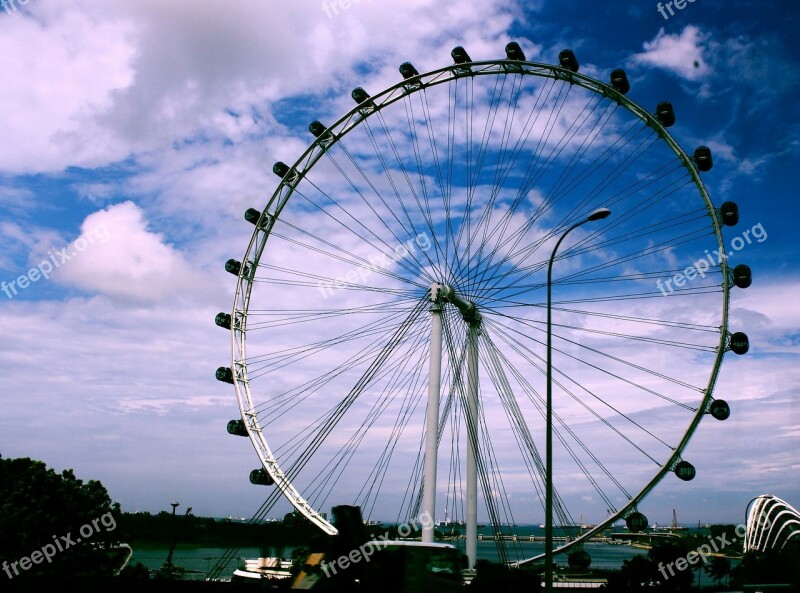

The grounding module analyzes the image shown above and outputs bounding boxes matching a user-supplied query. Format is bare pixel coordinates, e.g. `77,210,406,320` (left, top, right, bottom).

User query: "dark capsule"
399,62,419,80
733,264,752,289
309,120,327,138
656,101,676,127
695,146,713,172
626,512,648,532
558,49,579,73
674,460,696,481
227,419,248,436
351,87,370,104
730,332,749,355
250,468,275,486
225,259,241,276
505,41,526,62
709,399,731,421
215,367,234,384
567,550,591,570
273,161,290,178
720,201,739,227
610,69,630,94
451,46,472,64
244,208,261,225
215,312,232,329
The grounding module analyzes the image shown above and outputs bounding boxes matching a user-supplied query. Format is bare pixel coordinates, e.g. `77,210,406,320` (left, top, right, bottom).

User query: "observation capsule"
309,120,327,137
215,312,232,329
709,399,731,421
559,49,579,73
451,46,472,64
351,87,370,104
720,201,739,227
227,419,248,436
225,259,241,276
730,332,749,355
399,62,419,79
733,264,752,289
244,208,261,225
250,468,275,486
273,161,290,178
674,460,696,481
610,69,630,94
694,146,713,172
656,101,676,127
505,41,526,62
216,367,234,384
626,512,648,532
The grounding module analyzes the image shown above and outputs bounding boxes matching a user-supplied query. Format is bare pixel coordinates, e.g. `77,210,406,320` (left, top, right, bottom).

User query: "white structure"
743,494,800,553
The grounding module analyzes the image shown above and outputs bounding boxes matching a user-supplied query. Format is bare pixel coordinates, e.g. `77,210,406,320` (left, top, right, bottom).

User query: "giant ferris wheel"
215,42,752,567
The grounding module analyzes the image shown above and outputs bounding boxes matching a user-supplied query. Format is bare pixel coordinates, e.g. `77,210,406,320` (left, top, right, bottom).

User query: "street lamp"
166,502,180,569
545,207,611,592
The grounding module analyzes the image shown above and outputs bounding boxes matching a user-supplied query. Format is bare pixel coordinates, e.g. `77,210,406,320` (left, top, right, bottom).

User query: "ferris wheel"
216,42,752,567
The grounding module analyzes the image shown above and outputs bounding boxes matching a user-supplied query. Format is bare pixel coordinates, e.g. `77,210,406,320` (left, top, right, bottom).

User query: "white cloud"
0,0,523,175
51,201,222,305
0,0,795,526
632,25,711,81
0,7,136,173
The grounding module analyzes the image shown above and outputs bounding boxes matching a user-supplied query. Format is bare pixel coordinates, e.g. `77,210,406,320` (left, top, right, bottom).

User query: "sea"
129,525,650,578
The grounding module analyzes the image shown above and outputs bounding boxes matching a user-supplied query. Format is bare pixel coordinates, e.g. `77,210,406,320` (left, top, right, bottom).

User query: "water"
129,533,647,577
447,539,647,569
130,545,273,577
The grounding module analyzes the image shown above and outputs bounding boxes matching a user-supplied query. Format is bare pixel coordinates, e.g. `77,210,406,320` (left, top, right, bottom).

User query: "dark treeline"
120,511,320,547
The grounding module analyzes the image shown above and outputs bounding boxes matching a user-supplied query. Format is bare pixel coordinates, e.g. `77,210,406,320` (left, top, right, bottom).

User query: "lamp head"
587,208,611,222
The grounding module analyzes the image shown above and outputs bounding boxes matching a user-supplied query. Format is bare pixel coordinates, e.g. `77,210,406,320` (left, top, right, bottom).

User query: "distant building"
743,494,800,553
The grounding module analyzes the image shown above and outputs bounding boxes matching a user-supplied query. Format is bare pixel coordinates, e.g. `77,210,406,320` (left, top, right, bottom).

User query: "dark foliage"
470,558,540,591
731,547,800,588
0,455,122,580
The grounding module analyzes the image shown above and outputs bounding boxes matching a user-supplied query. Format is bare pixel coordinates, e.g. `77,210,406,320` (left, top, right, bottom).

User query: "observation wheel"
217,43,752,567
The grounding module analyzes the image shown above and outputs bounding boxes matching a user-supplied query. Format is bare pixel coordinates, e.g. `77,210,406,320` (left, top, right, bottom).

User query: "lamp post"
166,502,180,569
545,208,610,593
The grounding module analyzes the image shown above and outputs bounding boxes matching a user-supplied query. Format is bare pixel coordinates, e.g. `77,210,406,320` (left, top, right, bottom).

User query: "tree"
605,540,698,592
731,548,800,588
648,539,695,591
705,555,731,587
0,455,122,580
605,554,656,592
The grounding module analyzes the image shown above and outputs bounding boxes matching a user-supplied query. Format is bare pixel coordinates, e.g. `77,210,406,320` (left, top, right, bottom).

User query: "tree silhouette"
705,555,730,587
605,554,655,591
605,540,696,592
0,455,122,580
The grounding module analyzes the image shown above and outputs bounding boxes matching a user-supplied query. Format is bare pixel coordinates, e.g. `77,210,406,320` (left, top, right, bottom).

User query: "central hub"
429,282,481,324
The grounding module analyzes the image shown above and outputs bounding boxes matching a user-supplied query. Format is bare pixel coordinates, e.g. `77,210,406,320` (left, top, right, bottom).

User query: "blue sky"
0,0,798,529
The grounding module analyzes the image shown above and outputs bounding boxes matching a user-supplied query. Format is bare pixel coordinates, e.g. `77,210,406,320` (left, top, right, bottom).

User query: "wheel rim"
225,54,738,564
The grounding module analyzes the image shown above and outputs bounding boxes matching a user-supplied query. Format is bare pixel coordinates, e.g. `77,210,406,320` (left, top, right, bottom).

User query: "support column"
465,321,479,569
421,285,444,543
